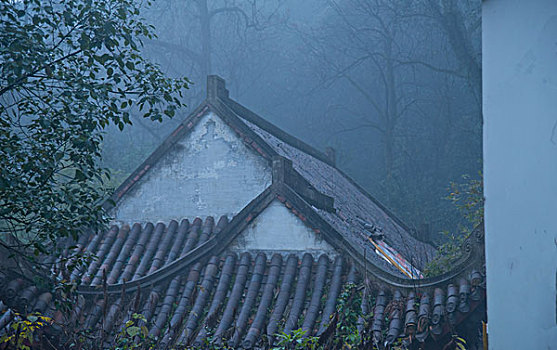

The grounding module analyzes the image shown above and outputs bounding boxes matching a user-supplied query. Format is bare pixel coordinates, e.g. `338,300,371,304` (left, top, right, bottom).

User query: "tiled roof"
106,76,435,278
0,76,486,348
0,217,486,349
238,115,435,269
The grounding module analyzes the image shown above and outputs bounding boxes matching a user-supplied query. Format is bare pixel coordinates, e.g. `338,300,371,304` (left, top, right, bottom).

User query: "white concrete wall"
483,1,557,348
230,200,337,255
113,112,272,223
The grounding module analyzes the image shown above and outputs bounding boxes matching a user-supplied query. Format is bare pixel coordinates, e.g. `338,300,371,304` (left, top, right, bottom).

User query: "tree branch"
145,39,202,65
343,74,385,120
0,49,83,97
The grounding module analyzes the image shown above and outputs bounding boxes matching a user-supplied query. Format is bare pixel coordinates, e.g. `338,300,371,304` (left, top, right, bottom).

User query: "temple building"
0,76,486,349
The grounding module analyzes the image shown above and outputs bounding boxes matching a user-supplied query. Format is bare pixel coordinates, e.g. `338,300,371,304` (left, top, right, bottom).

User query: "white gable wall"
483,1,557,348
230,200,337,256
113,112,272,223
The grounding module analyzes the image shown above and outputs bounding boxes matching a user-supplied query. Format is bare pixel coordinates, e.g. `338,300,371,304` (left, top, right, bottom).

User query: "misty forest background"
102,0,482,246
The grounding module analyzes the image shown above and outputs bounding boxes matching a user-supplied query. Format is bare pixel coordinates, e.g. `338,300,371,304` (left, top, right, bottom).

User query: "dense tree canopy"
0,0,189,264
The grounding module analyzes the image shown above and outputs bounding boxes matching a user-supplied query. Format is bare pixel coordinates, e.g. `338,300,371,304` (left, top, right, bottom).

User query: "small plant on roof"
113,313,154,350
273,328,320,350
317,282,367,349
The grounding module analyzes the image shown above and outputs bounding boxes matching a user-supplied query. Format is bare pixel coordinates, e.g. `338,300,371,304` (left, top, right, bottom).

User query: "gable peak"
207,75,229,101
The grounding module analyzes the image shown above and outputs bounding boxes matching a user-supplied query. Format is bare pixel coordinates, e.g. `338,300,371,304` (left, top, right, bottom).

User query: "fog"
102,0,482,244
7,1,557,348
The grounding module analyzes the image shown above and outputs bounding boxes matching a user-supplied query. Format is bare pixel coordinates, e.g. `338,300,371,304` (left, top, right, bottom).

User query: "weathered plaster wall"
113,112,272,223
230,200,337,256
483,1,557,348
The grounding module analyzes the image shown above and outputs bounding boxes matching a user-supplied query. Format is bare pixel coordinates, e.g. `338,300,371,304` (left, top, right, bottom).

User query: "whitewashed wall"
483,1,557,348
113,112,272,223
230,200,337,255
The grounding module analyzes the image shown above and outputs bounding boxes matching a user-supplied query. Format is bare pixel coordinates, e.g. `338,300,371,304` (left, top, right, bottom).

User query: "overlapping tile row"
77,252,349,349
3,257,484,349
103,256,483,348
383,273,484,348
68,216,222,287
0,217,222,336
0,220,485,349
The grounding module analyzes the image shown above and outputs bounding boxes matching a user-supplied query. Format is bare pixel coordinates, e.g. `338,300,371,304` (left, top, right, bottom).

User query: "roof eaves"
274,184,486,291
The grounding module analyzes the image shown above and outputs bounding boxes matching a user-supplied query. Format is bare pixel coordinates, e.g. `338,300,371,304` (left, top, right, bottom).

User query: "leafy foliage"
424,173,484,276
273,329,319,350
0,0,189,263
447,173,484,229
0,312,53,350
453,335,469,350
114,313,154,350
332,282,362,347
423,229,468,276
315,282,366,349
